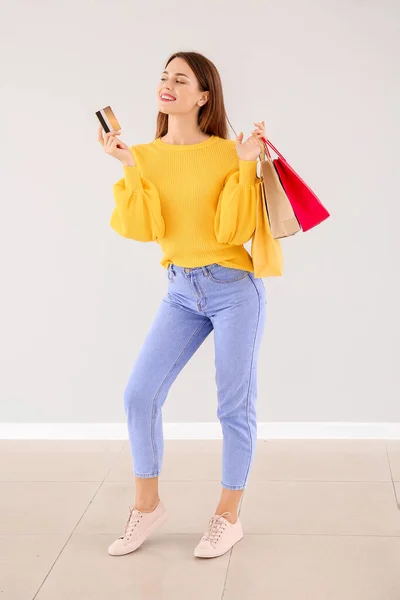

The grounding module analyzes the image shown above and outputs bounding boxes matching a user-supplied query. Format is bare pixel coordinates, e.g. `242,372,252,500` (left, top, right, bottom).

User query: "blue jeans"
123,263,267,490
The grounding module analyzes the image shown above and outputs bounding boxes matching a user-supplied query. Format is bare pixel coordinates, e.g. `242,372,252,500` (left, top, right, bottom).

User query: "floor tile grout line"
220,489,247,599
385,441,400,509
31,442,126,600
1,478,398,483
3,532,400,538
111,478,398,483
221,546,233,600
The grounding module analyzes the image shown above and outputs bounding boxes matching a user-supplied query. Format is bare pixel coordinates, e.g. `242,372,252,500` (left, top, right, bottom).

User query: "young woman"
98,51,267,559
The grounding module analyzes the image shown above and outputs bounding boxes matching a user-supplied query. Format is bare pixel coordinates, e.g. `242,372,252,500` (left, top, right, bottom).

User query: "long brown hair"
155,51,237,141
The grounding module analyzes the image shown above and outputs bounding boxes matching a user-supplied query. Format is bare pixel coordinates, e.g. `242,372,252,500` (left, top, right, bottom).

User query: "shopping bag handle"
260,136,288,163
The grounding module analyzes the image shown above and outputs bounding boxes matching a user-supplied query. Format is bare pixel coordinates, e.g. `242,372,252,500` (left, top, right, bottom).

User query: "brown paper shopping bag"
259,142,301,239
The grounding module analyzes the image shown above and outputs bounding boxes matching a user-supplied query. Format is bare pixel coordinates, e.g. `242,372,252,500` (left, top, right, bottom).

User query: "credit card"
95,106,121,133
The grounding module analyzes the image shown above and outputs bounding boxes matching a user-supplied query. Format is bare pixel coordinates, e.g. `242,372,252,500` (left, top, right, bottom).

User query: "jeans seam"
241,276,262,488
150,319,210,474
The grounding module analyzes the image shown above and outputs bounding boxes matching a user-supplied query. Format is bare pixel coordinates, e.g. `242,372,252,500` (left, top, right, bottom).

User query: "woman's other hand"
97,127,135,166
235,121,266,161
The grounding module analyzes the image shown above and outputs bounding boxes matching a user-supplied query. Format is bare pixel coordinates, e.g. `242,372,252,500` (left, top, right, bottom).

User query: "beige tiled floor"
1,439,400,599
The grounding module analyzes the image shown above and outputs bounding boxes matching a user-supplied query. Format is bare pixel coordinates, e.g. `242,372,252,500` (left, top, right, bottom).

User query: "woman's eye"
160,77,184,83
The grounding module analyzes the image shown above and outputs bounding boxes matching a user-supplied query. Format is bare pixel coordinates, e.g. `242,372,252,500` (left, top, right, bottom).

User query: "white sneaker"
194,511,243,558
108,499,168,556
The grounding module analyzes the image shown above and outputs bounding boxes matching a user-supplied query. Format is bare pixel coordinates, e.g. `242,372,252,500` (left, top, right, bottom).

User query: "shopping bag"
258,140,301,239
250,179,284,278
261,137,330,232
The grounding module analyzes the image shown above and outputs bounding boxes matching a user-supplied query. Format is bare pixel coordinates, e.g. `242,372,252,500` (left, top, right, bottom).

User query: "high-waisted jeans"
123,262,267,490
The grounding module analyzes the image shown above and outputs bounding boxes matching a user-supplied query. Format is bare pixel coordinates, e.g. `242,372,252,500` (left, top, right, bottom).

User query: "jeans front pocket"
204,264,250,283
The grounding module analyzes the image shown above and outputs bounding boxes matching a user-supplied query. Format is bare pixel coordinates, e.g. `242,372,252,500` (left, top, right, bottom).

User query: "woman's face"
157,57,209,116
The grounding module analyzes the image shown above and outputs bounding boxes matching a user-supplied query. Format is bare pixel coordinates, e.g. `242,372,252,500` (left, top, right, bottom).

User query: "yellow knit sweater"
110,134,262,273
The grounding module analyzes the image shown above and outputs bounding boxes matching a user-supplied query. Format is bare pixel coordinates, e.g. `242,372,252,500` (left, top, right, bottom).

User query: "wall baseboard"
1,422,400,439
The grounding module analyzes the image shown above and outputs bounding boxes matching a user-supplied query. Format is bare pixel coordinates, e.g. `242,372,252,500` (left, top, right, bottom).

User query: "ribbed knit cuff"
238,160,258,186
123,165,143,194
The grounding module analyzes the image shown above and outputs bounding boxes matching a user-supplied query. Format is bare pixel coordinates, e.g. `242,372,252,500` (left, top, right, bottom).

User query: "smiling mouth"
160,95,176,101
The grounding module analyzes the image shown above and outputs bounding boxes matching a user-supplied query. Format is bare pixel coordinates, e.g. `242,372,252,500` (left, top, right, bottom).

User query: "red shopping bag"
260,137,330,232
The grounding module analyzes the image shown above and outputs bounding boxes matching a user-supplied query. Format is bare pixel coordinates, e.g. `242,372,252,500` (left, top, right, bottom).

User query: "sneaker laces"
202,511,230,546
119,505,143,540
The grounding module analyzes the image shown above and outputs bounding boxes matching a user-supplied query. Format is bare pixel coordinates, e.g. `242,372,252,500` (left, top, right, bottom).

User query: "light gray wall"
1,0,399,427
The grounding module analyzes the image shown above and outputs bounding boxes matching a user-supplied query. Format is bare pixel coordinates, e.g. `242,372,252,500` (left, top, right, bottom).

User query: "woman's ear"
199,92,209,106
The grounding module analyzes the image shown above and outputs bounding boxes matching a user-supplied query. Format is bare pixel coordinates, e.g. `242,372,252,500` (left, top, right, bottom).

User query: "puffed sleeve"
214,159,260,245
110,165,165,242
